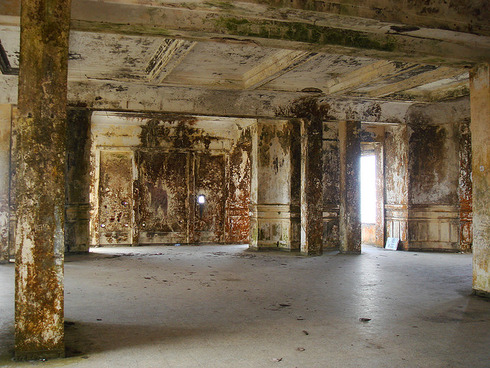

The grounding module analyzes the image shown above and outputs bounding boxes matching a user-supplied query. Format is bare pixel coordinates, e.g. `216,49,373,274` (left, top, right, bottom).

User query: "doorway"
361,142,384,247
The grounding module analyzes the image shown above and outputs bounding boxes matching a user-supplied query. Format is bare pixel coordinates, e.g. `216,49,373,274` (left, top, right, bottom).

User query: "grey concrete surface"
0,245,489,367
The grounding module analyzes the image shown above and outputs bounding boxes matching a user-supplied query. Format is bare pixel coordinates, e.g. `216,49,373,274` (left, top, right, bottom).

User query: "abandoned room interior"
0,0,489,366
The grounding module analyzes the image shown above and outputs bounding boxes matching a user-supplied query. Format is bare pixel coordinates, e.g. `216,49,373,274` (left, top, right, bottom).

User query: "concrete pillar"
225,129,252,243
338,121,361,254
322,122,340,250
14,0,71,359
469,63,490,297
300,117,323,255
0,105,11,263
250,120,300,251
65,109,91,253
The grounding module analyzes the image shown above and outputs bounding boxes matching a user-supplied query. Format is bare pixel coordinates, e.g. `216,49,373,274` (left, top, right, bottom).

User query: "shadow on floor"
64,320,216,357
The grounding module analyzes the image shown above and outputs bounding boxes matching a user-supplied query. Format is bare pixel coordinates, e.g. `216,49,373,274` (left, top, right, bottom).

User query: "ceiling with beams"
0,25,470,104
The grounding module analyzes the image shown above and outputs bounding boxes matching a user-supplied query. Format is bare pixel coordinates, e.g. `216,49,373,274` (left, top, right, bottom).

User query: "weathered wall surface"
0,105,11,262
384,99,472,252
405,102,471,251
90,113,252,246
137,150,190,244
408,124,459,205
458,118,472,252
194,153,226,243
99,151,134,245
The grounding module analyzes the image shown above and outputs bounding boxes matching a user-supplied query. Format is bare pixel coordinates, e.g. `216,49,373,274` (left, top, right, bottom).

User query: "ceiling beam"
146,39,197,83
0,74,413,122
243,50,317,89
1,0,489,66
387,75,469,102
323,60,415,95
3,0,488,37
364,66,466,98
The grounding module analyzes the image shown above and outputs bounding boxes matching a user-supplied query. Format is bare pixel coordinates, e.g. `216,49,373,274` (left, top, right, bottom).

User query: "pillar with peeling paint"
0,104,11,263
14,0,71,359
300,117,323,256
469,63,490,296
339,121,361,254
250,120,300,251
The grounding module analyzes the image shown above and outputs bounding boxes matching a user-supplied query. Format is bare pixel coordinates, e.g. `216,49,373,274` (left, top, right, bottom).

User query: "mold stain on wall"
90,114,252,246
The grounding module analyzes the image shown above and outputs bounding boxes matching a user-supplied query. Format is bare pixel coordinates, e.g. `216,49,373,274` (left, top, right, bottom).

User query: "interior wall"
89,113,252,247
383,99,472,252
406,106,471,252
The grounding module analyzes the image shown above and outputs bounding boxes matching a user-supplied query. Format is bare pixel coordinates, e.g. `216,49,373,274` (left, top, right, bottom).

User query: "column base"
250,204,299,251
15,349,65,361
472,289,490,299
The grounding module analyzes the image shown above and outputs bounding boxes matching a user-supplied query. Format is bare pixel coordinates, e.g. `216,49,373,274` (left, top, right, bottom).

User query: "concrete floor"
0,245,489,368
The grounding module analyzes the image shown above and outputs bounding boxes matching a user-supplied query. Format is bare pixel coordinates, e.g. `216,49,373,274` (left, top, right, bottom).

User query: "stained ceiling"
0,26,470,103
1,0,489,118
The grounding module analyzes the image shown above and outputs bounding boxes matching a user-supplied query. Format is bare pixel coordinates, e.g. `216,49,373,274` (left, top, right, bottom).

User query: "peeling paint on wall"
225,129,252,243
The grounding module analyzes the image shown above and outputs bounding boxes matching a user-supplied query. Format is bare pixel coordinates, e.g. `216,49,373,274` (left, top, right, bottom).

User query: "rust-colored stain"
226,129,252,243
195,153,226,243
458,118,472,252
14,0,70,358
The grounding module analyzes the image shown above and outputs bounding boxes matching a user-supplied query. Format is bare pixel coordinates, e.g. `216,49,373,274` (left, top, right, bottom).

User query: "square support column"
300,118,323,255
250,120,300,251
339,121,361,254
470,63,490,296
14,0,71,359
0,105,12,263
